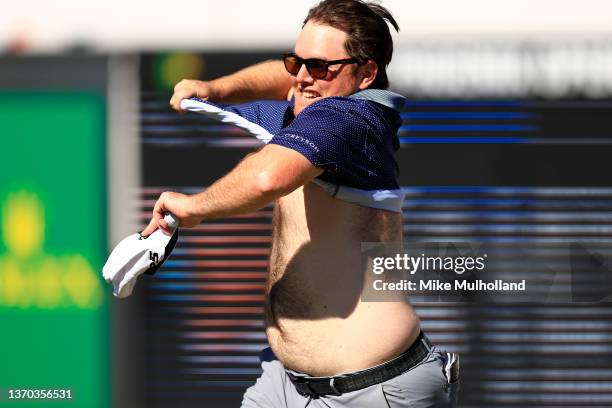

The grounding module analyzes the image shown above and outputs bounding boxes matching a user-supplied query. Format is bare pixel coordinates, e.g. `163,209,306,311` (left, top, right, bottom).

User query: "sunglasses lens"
284,56,302,75
306,61,327,79
283,55,329,78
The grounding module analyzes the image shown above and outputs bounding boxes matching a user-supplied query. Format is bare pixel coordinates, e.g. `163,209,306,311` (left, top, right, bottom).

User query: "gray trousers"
241,346,459,408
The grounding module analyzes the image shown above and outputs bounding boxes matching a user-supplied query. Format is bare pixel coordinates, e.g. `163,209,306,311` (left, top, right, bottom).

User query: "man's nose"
295,64,313,84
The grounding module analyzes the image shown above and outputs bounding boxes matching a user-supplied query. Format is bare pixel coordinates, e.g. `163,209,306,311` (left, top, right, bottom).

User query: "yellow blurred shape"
62,255,103,309
35,257,63,308
2,190,44,258
0,190,103,310
160,53,205,89
0,257,24,307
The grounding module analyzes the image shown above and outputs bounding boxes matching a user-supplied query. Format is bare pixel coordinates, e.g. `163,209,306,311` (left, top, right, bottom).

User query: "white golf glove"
103,213,179,298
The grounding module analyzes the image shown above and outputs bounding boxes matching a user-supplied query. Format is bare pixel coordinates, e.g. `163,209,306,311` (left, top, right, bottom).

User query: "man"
144,1,459,406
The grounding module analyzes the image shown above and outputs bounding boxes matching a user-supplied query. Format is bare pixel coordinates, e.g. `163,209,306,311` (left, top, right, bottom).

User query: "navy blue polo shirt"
219,92,403,191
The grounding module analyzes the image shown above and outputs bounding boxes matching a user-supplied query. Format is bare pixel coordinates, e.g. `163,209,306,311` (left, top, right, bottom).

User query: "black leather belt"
286,331,432,398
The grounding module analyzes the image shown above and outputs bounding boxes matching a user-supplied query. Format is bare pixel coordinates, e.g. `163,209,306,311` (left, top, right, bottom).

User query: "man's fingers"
144,192,178,236
142,198,165,236
158,218,170,233
169,94,183,112
170,80,212,113
169,87,187,111
141,217,159,237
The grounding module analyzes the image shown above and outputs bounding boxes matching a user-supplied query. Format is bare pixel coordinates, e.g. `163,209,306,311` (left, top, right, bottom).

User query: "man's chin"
294,97,320,116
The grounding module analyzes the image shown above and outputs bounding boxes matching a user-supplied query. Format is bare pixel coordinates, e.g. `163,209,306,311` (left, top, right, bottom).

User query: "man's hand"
170,79,219,112
142,191,202,236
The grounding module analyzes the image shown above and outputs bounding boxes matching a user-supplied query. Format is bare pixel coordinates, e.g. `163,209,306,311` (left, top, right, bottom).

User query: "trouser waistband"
286,331,432,398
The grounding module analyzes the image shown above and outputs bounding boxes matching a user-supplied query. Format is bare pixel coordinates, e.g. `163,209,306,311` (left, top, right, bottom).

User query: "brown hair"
303,0,399,89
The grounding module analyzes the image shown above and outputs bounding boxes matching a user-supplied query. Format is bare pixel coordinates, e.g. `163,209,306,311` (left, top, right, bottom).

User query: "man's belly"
267,301,421,376
264,183,421,376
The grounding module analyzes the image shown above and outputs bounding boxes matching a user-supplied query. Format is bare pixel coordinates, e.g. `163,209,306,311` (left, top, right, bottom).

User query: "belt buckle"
288,373,342,398
327,377,342,396
288,373,316,398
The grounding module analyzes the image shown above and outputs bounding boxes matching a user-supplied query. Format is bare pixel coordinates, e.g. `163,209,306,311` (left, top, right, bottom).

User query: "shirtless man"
144,1,458,406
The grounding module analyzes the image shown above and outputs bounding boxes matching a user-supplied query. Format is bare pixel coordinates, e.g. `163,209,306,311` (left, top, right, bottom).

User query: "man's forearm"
211,60,293,102
189,145,322,221
190,154,279,220
141,146,321,236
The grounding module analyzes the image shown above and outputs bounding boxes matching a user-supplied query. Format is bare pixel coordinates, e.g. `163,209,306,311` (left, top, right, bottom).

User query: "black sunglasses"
283,53,362,79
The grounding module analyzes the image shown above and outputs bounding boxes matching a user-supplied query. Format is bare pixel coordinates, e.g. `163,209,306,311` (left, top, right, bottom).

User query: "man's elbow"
254,170,295,198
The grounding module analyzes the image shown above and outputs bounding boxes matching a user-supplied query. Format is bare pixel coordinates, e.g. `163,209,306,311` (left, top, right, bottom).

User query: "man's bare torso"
265,182,421,376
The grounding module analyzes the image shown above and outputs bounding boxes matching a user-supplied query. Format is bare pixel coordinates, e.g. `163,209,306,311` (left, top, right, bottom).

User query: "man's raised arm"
169,60,292,111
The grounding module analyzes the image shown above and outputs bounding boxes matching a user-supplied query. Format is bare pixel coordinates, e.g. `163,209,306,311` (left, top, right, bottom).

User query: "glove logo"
149,251,159,269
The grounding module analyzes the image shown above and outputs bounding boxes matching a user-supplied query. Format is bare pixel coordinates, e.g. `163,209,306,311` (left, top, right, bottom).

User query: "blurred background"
1,1,612,407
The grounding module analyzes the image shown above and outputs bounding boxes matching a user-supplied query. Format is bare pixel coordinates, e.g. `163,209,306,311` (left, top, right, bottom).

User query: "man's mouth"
300,90,321,99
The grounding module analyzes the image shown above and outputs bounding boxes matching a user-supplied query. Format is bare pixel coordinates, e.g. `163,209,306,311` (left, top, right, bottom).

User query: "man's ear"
358,60,378,90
